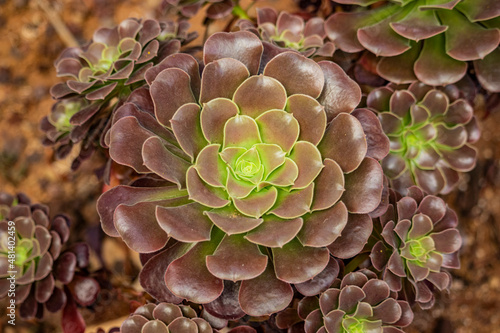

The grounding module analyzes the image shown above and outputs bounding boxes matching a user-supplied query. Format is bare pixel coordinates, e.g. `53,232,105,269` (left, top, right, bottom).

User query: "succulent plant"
42,18,196,169
238,7,335,57
0,192,99,329
160,0,237,20
365,82,479,195
119,302,256,333
325,0,500,91
300,270,414,333
370,187,462,309
98,30,389,316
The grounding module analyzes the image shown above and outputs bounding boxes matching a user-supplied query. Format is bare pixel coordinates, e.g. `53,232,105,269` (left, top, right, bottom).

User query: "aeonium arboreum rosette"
42,18,196,170
0,192,99,329
117,302,256,333
98,31,389,317
237,7,335,57
367,82,480,195
370,187,462,309
325,0,500,91
276,270,413,333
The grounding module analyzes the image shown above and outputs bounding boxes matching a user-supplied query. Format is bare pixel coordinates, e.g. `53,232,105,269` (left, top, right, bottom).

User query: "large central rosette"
99,31,388,317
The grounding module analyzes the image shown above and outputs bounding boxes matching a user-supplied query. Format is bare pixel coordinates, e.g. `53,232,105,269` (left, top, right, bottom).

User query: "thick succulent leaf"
205,207,263,235
362,279,390,306
439,9,500,61
319,113,367,173
151,68,196,127
311,159,345,211
373,298,402,324
204,31,263,75
377,46,420,84
328,213,372,259
295,257,340,296
435,124,467,148
273,238,330,283
139,245,189,303
256,110,299,152
358,14,411,57
35,274,55,303
285,94,327,145
431,229,462,253
97,185,188,237
270,184,314,219
304,308,324,333
414,166,446,194
338,285,365,312
165,239,224,303
157,202,214,242
289,141,324,189
317,62,362,121
142,136,190,189
147,53,200,95
474,48,500,92
325,11,373,52
204,280,245,320
195,144,227,188
352,108,390,161
239,263,294,316
223,115,262,150
109,116,155,173
200,58,250,103
445,99,473,124
200,98,239,144
233,187,278,218
263,52,325,98
391,8,447,41
262,158,299,188
171,103,208,161
187,166,230,208
206,234,268,281
456,0,500,21
245,215,303,247
414,34,467,86
168,317,197,333
255,143,286,178
408,214,434,239
342,157,384,214
233,76,287,118
440,145,477,172
115,201,173,253
297,202,348,247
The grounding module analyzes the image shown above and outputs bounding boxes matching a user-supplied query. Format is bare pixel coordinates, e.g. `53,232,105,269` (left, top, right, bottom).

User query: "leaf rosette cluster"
0,193,99,320
98,30,389,317
238,8,335,57
119,302,255,333
294,270,414,333
161,0,236,20
42,18,195,169
367,82,479,195
325,0,500,91
370,187,462,309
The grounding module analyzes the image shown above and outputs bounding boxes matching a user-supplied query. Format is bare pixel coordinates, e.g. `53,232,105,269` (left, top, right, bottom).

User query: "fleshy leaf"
273,238,330,283
239,263,294,316
156,202,214,243
206,234,268,281
298,202,348,247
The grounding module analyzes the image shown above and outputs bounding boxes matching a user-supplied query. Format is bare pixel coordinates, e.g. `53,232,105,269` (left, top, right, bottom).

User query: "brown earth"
0,0,499,332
